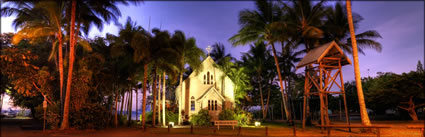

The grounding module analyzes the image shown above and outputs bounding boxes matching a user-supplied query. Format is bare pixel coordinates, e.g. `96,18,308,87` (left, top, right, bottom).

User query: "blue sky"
2,1,423,81
1,1,424,112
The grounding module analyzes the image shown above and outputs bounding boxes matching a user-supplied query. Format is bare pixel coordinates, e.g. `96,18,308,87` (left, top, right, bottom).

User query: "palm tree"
240,42,273,120
229,0,291,120
149,28,181,127
210,42,233,65
2,1,67,115
346,0,371,126
173,31,204,125
61,0,138,129
323,2,382,54
281,0,327,51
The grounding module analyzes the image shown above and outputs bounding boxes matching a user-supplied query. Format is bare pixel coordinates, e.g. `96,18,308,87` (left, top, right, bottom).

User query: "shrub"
139,111,153,124
34,102,60,129
165,110,178,123
70,103,111,129
219,109,235,120
190,109,211,126
234,108,252,126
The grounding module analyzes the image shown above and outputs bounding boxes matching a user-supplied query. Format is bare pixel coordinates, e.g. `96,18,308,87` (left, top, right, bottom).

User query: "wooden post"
168,124,170,133
191,124,193,134
302,74,308,129
327,127,331,137
376,128,380,137
144,125,147,132
293,125,297,136
43,100,47,133
339,62,351,132
238,126,241,136
319,64,325,132
265,126,268,136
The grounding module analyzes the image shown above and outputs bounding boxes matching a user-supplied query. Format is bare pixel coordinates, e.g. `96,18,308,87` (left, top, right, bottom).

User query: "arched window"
211,75,213,84
207,72,210,84
215,100,218,110
204,75,206,84
208,100,211,110
191,96,195,111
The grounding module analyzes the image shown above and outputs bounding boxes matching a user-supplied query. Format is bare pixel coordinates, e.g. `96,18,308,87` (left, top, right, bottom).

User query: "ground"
1,118,423,137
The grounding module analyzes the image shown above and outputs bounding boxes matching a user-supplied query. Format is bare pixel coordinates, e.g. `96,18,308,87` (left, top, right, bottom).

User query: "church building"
175,55,236,122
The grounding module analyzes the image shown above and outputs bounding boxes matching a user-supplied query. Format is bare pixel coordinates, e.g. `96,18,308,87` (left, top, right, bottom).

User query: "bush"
165,110,178,123
34,102,60,129
234,108,252,126
70,103,111,129
219,109,235,120
190,109,212,126
139,111,153,124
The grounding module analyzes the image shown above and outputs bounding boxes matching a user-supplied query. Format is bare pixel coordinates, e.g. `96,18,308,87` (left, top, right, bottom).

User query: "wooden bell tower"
296,41,352,130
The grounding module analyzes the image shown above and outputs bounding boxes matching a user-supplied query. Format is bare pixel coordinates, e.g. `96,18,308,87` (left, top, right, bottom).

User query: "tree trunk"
270,42,290,120
58,34,64,118
136,87,138,122
258,77,265,120
162,72,166,126
178,73,183,125
264,79,271,120
346,0,371,126
152,73,157,127
114,90,118,127
141,64,149,127
158,74,162,125
0,93,3,113
120,91,124,116
60,0,76,130
128,85,133,126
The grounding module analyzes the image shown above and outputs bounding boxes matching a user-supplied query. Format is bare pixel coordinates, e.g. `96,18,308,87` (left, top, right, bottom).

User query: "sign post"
43,99,47,132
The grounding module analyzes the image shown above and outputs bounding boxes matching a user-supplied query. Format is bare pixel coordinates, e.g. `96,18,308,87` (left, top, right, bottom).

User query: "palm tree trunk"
346,0,371,126
162,72,166,126
258,77,265,120
60,0,76,130
152,73,157,127
264,79,271,120
58,34,64,115
158,74,162,125
128,85,133,126
114,90,118,127
178,73,183,125
141,64,149,128
136,87,138,122
120,91,124,116
270,42,290,120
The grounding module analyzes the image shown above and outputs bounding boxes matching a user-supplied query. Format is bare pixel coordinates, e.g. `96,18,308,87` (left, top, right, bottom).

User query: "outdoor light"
169,122,174,127
255,121,261,127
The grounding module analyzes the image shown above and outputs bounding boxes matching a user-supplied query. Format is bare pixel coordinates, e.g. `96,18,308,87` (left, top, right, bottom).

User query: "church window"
211,75,213,84
191,96,195,111
204,75,206,84
207,72,210,84
208,100,211,110
215,100,218,110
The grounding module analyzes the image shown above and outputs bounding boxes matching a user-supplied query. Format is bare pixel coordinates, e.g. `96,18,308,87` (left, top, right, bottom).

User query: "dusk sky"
1,1,424,113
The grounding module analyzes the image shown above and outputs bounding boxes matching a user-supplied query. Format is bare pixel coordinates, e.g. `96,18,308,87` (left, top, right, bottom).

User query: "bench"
214,120,238,130
317,125,391,137
407,125,424,136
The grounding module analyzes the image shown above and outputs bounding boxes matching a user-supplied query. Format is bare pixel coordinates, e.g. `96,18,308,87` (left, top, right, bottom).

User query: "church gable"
196,86,225,102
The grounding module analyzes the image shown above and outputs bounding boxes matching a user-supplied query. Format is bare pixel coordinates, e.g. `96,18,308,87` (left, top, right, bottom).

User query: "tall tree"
323,2,382,54
173,31,204,125
229,0,291,120
346,0,371,126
